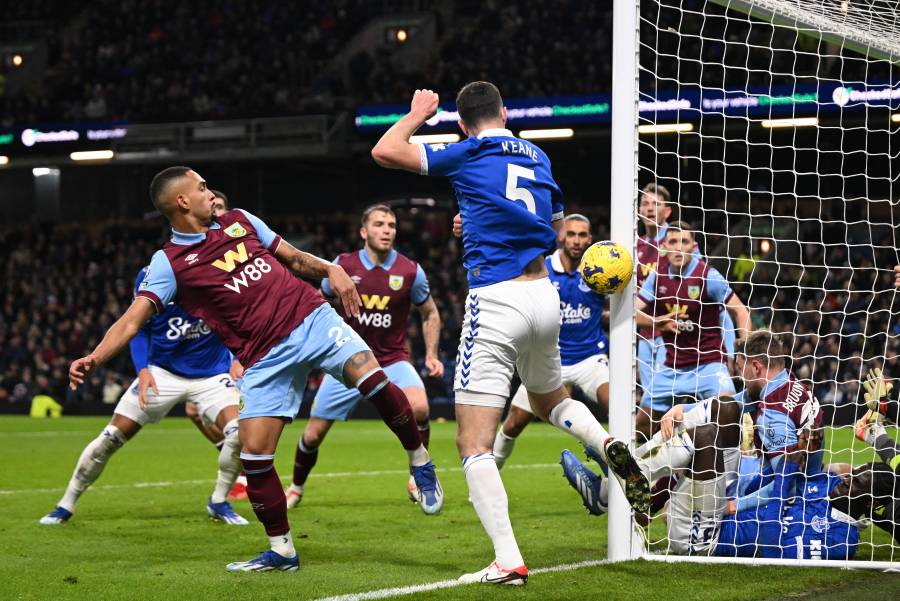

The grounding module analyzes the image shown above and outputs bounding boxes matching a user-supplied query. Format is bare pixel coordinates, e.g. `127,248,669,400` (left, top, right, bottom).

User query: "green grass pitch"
2,416,898,601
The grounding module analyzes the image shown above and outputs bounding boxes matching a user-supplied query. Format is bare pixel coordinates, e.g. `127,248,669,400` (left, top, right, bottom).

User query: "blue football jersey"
419,128,563,287
547,251,608,365
758,468,859,560
130,267,232,379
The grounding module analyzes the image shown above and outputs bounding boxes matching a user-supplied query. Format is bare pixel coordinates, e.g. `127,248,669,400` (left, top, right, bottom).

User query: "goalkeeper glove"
862,367,892,416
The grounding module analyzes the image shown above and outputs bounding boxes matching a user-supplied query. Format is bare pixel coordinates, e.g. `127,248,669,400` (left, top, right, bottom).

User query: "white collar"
549,249,566,274
477,128,514,139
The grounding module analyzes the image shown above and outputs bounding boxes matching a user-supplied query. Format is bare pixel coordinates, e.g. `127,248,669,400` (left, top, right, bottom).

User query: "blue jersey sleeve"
410,264,431,305
129,323,151,372
236,209,279,250
706,267,734,304
418,141,470,177
759,408,799,453
320,255,340,298
137,250,177,312
638,270,657,304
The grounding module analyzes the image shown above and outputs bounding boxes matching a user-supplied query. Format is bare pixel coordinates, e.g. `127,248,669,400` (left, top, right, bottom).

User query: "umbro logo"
185,253,199,265
351,275,362,284
659,286,667,293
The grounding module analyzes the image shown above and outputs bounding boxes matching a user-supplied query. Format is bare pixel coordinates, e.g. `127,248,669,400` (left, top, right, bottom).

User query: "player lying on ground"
649,330,824,516
41,263,247,526
491,214,610,469
372,81,650,585
634,221,751,442
286,204,444,510
563,404,887,559
68,166,443,573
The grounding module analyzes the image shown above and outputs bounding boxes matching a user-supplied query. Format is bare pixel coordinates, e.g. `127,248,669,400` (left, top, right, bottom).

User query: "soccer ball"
578,241,633,295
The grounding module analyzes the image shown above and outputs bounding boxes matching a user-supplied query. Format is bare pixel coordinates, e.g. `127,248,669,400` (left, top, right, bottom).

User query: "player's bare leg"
403,385,431,500
40,414,140,524
186,400,225,445
286,417,334,508
342,350,442,514
635,405,665,443
529,386,650,514
492,406,534,470
456,402,528,585
596,382,609,415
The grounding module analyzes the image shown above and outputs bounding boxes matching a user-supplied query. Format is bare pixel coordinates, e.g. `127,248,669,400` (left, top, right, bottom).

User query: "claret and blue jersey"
418,128,563,287
129,267,232,379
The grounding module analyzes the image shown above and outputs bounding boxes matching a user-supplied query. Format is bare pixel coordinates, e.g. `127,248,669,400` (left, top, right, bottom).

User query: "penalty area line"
308,559,610,601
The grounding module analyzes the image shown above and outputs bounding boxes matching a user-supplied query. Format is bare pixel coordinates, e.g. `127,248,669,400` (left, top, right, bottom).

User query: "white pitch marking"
0,462,562,496
308,559,610,601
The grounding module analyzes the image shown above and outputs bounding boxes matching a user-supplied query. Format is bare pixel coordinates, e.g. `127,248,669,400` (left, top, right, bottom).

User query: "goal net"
615,0,900,568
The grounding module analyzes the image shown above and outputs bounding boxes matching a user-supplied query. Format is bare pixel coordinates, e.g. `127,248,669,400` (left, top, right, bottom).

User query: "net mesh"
633,0,900,565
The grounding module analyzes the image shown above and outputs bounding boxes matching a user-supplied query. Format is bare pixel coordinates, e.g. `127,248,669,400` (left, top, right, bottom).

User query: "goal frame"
607,0,898,570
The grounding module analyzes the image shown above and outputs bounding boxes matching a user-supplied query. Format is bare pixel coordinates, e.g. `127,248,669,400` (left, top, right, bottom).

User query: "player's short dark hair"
641,182,671,204
210,189,229,209
565,214,591,227
149,166,191,213
361,203,396,226
666,220,694,238
738,329,787,368
456,81,503,129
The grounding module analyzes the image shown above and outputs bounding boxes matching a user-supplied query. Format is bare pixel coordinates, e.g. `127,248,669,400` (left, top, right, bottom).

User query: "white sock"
638,431,694,482
211,419,241,503
548,398,611,454
269,531,296,558
407,444,429,467
463,453,524,569
492,430,517,470
59,425,126,512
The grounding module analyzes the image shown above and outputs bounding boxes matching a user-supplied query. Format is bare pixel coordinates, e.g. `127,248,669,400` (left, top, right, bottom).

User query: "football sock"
269,532,297,559
292,435,318,487
211,419,241,503
357,369,426,463
417,420,431,449
492,430,517,470
59,425,126,512
463,453,524,570
548,398,611,456
241,454,290,537
214,439,225,451
638,431,694,481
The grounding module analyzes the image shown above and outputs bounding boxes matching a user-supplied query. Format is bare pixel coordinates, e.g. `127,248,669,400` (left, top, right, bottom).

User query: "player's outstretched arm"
274,240,361,318
371,89,439,172
69,298,155,389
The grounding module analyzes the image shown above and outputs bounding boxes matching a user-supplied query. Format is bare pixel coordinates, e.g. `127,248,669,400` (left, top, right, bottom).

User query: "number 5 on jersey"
506,164,537,214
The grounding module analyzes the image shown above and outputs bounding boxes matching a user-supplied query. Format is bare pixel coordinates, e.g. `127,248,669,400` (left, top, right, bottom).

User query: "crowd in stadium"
2,0,884,127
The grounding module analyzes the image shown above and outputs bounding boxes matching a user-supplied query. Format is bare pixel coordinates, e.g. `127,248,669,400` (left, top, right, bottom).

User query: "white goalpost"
609,0,900,568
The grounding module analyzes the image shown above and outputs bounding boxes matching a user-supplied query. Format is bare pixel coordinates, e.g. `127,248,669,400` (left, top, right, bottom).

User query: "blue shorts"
311,359,424,421
237,304,370,420
641,361,735,412
637,336,666,406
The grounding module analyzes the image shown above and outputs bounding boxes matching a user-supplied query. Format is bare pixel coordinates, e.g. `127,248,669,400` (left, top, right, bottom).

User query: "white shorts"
114,365,240,426
454,278,563,409
510,353,609,414
667,474,727,555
